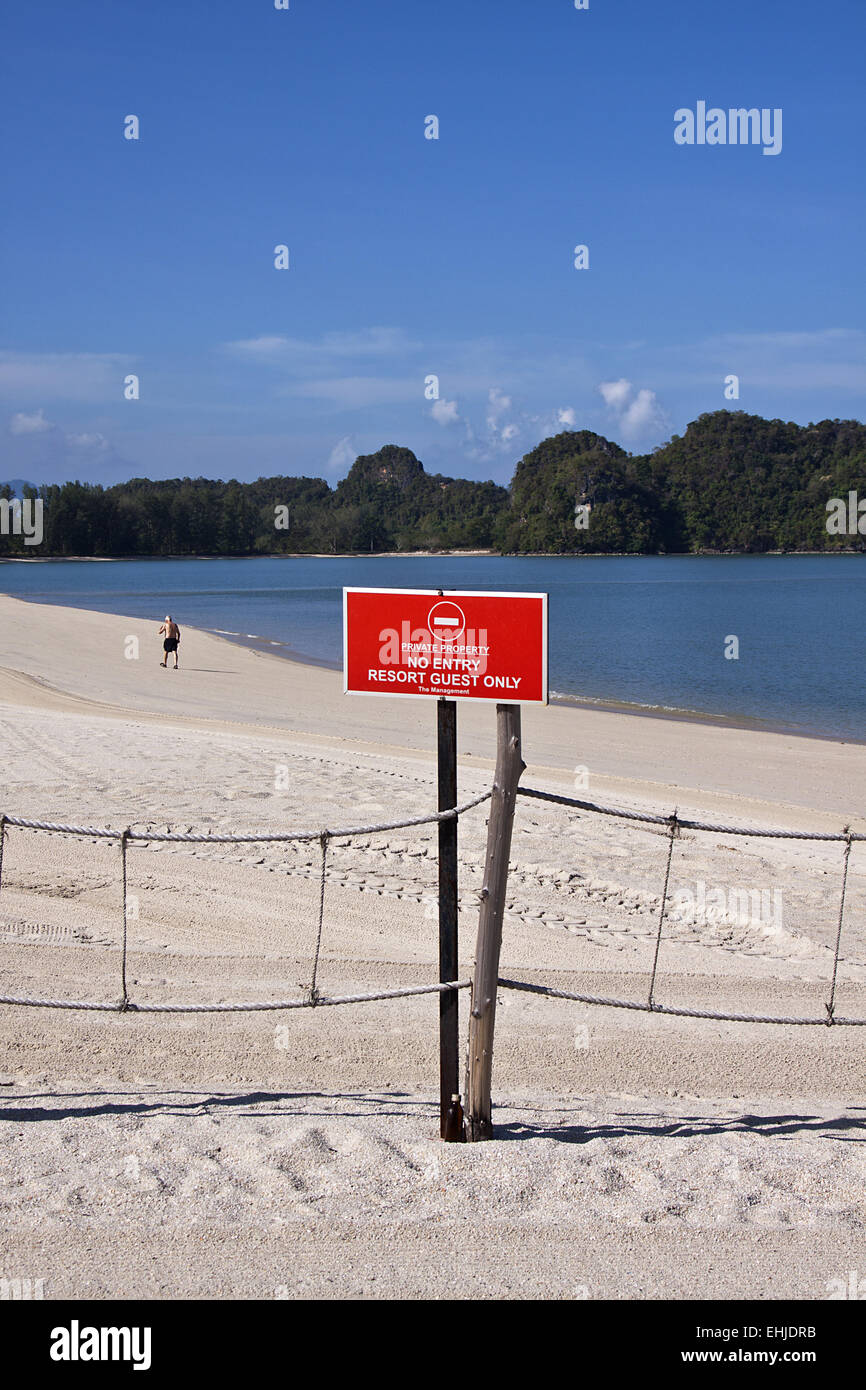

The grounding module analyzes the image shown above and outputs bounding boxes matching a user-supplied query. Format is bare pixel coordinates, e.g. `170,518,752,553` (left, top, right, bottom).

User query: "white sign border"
342,586,549,706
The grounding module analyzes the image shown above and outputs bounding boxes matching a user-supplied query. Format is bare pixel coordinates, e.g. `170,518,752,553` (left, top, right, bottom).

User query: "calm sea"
1,554,864,741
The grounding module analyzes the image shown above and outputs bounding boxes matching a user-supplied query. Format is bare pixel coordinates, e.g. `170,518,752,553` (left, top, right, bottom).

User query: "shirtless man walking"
159,615,181,669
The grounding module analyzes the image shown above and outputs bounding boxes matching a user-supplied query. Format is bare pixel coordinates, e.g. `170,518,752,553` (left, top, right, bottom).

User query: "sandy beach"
1,592,864,1300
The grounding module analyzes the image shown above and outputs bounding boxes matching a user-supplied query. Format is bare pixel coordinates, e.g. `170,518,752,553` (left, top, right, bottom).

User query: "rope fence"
517,786,866,841
0,793,490,1014
506,788,865,1027
0,788,492,842
0,981,472,1014
1,783,864,1027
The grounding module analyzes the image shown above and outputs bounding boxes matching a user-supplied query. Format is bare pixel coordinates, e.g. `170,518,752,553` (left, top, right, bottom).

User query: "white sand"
0,593,864,1300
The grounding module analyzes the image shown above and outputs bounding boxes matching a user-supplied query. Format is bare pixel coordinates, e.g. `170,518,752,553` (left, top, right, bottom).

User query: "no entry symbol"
427,600,466,643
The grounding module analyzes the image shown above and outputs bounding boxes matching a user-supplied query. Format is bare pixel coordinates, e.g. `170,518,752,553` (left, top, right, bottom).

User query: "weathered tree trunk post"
466,704,524,1141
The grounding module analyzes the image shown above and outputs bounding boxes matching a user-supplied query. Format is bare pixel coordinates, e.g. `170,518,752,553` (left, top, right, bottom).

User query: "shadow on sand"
1,1089,864,1143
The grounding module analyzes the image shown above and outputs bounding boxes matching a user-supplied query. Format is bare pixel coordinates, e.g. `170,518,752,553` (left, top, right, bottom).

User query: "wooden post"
466,703,524,1141
437,698,461,1140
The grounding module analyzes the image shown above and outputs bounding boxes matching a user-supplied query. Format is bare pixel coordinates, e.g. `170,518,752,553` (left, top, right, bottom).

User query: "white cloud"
469,386,526,455
224,327,415,361
557,407,576,427
9,409,54,434
0,352,129,402
225,328,425,412
598,378,668,441
485,388,512,429
325,435,357,474
620,388,666,437
282,376,419,408
709,328,862,351
227,335,289,357
672,327,866,393
431,398,460,425
637,327,866,396
66,431,109,450
598,378,633,410
318,327,415,356
9,413,111,454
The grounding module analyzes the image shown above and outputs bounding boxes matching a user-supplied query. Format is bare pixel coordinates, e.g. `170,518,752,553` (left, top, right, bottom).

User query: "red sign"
343,588,548,704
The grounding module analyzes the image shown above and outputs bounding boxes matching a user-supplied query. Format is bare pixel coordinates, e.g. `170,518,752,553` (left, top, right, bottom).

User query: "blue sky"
2,0,864,487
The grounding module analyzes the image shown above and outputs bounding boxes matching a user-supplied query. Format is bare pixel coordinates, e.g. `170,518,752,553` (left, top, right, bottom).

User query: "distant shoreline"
222,627,864,747
3,593,866,844
2,548,865,563
3,585,856,743
3,558,863,745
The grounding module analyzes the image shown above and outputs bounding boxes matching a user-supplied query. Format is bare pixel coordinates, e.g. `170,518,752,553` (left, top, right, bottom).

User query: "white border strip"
342,587,548,705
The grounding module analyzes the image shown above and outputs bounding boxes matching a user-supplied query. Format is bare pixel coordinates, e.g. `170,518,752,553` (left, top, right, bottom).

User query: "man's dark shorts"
164,638,178,652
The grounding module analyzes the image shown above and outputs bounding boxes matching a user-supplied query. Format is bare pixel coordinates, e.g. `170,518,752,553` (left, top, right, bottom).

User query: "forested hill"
499,413,866,553
2,413,865,557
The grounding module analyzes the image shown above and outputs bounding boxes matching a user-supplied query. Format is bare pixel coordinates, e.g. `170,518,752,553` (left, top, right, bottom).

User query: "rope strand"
826,830,853,1023
0,789,491,845
119,829,131,1010
308,831,329,1004
1,786,862,1027
647,812,678,1010
517,786,865,841
0,980,472,1013
497,977,866,1027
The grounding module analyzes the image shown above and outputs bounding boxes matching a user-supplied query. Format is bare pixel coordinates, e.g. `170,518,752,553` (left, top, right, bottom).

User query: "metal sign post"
342,586,548,1142
437,697,461,1140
